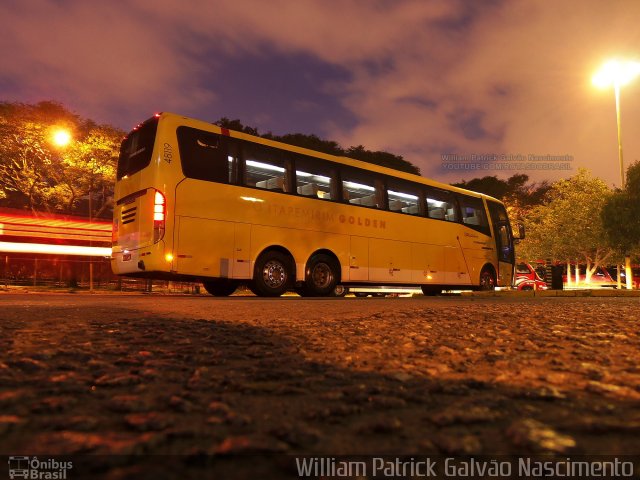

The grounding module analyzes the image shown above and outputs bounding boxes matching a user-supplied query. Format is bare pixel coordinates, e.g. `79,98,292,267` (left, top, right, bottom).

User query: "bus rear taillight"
153,190,166,242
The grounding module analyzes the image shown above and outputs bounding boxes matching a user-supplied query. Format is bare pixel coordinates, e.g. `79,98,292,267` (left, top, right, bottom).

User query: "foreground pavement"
0,294,639,478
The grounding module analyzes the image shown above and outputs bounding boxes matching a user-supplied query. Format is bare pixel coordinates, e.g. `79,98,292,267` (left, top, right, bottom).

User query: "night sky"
2,0,640,186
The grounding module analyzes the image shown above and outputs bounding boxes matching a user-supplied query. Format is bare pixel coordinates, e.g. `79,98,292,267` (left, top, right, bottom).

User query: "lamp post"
592,59,640,289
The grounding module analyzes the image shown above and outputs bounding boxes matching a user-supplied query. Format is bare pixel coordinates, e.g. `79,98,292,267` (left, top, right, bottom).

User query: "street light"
592,59,640,289
51,128,72,148
592,59,640,186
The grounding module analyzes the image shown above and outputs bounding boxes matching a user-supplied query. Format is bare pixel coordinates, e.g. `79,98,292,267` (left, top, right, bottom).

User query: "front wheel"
252,251,292,297
479,268,496,291
202,279,237,296
304,254,340,296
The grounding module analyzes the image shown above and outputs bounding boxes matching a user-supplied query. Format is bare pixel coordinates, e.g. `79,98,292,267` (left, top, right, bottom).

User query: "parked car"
516,262,542,280
515,263,547,290
515,276,548,291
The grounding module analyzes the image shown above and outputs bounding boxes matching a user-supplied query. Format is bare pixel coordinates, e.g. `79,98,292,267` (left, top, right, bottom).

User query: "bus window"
294,155,335,200
386,180,422,215
458,194,491,236
117,116,159,180
177,127,232,184
342,168,383,208
243,142,290,192
425,188,457,222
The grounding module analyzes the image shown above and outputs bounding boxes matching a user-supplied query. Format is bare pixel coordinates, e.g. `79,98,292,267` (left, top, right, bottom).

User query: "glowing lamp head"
52,129,72,147
592,59,640,88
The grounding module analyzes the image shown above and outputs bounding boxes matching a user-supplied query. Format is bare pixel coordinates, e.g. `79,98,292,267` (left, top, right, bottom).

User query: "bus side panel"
233,223,252,279
444,245,471,285
459,231,496,285
369,238,412,283
411,243,445,284
349,236,369,281
175,216,235,278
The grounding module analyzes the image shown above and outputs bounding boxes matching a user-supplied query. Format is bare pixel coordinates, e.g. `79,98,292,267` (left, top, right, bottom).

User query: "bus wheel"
421,286,441,296
479,268,496,291
305,254,339,296
333,285,348,297
254,251,292,297
202,279,237,296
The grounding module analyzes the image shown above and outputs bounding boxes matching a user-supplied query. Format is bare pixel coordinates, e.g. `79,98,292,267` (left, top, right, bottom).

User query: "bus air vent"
121,206,137,225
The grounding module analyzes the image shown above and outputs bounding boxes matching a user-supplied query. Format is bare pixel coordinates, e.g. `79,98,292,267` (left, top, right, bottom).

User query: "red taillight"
153,190,166,242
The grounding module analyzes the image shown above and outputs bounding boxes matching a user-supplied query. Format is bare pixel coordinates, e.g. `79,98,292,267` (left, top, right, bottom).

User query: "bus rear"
111,114,174,277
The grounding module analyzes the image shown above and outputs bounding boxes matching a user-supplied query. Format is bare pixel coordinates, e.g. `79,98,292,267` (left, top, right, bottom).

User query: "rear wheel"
252,251,292,297
479,267,496,291
333,285,348,297
202,279,237,296
304,254,340,296
421,286,441,296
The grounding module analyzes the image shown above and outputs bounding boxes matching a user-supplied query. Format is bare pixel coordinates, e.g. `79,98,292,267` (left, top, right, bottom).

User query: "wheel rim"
480,271,495,290
262,260,287,289
311,262,333,289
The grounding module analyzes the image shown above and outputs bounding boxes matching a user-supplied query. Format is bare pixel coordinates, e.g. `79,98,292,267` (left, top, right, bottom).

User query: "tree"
213,117,421,175
266,132,344,157
214,117,259,136
0,101,78,213
59,126,121,219
452,174,550,229
452,174,550,207
517,169,614,283
345,145,420,175
0,101,123,218
601,161,640,288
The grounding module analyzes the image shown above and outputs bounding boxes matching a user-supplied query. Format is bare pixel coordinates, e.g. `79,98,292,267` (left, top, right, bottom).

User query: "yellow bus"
111,112,523,297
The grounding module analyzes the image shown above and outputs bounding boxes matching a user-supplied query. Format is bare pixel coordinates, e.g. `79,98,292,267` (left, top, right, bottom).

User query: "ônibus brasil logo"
8,456,73,479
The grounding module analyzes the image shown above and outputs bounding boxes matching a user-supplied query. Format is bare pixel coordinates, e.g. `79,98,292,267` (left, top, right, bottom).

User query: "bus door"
487,201,515,286
457,195,494,283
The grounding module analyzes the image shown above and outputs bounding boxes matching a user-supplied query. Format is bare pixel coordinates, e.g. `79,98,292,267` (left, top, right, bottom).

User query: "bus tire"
421,286,441,296
479,267,496,291
333,285,348,297
304,254,339,297
253,251,292,297
202,279,237,297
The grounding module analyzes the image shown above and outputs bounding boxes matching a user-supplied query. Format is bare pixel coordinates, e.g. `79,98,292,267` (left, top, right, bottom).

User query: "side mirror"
512,223,525,240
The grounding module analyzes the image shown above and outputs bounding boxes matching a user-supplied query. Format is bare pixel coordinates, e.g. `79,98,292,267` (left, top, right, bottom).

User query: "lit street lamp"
592,59,640,289
51,128,72,148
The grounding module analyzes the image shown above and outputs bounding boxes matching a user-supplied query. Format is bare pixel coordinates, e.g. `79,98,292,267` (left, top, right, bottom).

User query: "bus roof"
158,112,503,205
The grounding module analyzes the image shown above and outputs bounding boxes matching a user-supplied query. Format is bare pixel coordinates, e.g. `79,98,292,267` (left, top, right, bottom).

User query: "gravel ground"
0,293,639,478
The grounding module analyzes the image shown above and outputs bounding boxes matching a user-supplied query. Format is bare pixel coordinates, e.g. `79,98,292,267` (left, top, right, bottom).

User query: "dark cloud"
1,0,640,187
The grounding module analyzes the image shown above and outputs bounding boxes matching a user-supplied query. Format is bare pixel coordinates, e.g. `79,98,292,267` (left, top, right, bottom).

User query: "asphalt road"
1,293,639,478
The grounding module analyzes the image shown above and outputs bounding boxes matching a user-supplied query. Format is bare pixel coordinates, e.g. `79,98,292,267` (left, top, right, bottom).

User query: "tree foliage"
0,101,123,218
517,169,614,279
601,161,640,259
214,117,420,175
